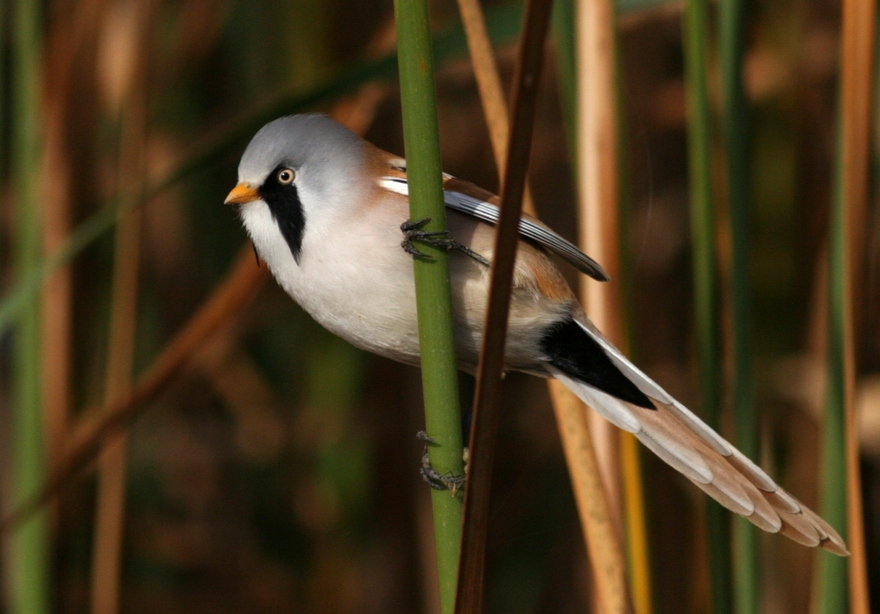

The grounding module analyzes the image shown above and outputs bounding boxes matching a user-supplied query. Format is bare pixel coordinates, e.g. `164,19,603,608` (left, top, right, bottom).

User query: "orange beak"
224,183,260,205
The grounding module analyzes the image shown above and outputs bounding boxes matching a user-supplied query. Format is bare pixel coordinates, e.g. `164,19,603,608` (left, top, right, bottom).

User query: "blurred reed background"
0,0,876,612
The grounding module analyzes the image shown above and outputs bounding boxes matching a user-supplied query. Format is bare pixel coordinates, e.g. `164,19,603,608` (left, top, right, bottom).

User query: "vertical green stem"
393,2,464,612
816,128,849,614
719,0,759,612
9,0,50,611
551,0,577,160
682,1,732,612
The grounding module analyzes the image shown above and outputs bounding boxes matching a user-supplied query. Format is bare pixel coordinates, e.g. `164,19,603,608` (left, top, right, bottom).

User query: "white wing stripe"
379,177,408,196
443,190,609,281
377,177,608,281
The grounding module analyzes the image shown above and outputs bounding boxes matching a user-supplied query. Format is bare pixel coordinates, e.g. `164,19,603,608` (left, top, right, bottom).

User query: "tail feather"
727,447,779,494
802,506,850,556
545,317,849,556
765,489,802,515
778,508,822,547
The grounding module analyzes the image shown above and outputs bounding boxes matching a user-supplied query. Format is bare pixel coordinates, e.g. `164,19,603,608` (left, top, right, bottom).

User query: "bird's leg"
401,218,490,267
416,431,467,496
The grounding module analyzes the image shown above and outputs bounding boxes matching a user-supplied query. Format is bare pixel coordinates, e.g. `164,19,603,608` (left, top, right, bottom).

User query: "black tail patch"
540,318,655,409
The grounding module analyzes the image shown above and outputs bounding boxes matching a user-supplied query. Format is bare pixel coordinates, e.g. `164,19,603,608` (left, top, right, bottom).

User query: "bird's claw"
401,218,490,266
417,431,466,496
416,430,438,445
420,454,466,495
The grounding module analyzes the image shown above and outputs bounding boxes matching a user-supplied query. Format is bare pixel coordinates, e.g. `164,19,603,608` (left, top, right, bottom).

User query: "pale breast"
242,194,578,373
289,209,425,365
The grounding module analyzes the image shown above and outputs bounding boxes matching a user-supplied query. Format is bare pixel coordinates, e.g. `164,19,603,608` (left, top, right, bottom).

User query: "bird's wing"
547,314,849,556
376,173,610,282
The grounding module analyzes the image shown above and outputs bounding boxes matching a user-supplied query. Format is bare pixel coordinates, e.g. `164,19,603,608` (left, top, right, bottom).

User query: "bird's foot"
417,431,467,496
401,218,489,266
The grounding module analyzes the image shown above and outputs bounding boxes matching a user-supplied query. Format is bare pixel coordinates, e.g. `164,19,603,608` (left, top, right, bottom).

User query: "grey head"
235,114,369,262
238,113,366,194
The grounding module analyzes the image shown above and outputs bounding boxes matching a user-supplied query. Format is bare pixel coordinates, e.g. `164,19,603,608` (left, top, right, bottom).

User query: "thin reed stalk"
553,6,642,610
578,0,625,522
576,1,647,612
551,0,577,158
90,3,153,609
682,0,732,611
393,2,465,612
8,0,50,611
91,207,140,614
456,2,554,611
719,0,759,611
454,2,634,610
455,0,510,182
816,129,852,614
838,2,874,611
816,0,875,611
549,380,634,614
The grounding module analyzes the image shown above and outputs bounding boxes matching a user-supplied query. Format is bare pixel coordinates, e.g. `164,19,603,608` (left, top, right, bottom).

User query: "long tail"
542,315,848,556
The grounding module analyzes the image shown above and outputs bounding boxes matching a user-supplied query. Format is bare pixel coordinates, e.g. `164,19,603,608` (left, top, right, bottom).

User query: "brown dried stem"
454,0,632,611
456,1,554,610
838,0,874,609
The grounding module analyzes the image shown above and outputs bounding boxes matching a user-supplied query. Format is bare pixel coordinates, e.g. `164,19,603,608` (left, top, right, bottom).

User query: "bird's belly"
281,242,425,365
246,204,568,372
284,256,565,375
240,203,421,363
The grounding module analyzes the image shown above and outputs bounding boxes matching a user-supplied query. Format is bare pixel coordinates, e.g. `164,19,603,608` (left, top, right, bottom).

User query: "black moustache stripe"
260,173,306,264
540,318,655,409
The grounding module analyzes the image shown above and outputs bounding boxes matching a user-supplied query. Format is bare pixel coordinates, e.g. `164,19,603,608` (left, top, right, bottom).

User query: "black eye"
277,168,295,184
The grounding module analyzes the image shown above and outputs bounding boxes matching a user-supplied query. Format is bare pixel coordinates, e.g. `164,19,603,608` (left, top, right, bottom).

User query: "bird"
225,113,847,556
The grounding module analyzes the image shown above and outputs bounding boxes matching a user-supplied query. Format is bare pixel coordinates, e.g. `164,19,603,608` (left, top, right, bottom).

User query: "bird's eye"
277,168,295,184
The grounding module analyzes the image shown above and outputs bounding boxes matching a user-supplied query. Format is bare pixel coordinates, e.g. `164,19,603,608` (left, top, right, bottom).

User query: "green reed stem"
683,0,732,611
9,0,50,610
394,1,465,612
